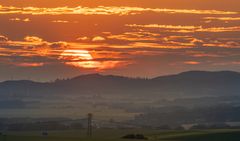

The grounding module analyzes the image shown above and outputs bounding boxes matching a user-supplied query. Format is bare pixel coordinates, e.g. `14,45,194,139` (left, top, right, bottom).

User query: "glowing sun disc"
60,49,98,68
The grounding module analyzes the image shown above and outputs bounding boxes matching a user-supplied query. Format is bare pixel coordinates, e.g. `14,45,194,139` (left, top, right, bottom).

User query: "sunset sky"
0,0,239,81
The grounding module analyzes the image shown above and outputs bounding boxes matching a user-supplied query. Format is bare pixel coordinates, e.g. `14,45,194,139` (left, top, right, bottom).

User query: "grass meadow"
0,129,240,141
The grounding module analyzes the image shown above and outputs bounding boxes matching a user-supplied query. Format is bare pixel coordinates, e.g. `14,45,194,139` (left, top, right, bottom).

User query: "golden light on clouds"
16,62,44,67
0,5,238,16
126,24,240,33
52,20,69,23
184,61,201,65
24,36,43,43
203,17,240,21
0,35,8,42
9,17,30,22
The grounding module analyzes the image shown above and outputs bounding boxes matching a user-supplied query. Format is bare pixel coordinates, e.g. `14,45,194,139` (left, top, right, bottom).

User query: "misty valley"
1,71,240,131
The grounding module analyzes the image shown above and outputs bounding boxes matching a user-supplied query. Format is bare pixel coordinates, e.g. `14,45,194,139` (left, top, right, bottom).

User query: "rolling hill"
0,71,240,98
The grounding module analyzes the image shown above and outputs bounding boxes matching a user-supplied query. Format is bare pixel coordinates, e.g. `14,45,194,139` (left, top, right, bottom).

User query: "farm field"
0,129,240,141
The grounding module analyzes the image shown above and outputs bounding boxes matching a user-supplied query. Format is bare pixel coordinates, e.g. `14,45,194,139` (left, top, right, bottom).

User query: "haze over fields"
0,71,240,128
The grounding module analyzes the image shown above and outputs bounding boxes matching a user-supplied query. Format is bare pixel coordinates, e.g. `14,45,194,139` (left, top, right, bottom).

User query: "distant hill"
0,71,240,98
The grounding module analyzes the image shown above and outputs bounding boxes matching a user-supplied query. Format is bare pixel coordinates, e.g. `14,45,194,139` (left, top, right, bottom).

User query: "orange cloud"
191,53,222,58
1,33,239,73
16,62,44,67
0,5,238,16
9,18,30,22
213,61,240,66
52,20,69,23
92,36,106,42
203,17,240,21
162,36,204,47
107,31,159,42
77,36,89,41
24,36,43,43
126,24,201,30
131,42,190,49
0,35,8,42
126,24,240,33
184,61,201,65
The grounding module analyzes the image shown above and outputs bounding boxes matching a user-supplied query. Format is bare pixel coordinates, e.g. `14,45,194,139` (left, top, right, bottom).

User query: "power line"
87,113,93,137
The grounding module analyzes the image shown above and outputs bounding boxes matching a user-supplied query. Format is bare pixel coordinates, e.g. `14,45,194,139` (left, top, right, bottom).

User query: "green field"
0,129,240,141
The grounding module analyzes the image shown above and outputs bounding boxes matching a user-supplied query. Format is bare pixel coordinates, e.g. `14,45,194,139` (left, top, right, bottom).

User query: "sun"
60,49,99,69
59,49,130,70
60,50,93,60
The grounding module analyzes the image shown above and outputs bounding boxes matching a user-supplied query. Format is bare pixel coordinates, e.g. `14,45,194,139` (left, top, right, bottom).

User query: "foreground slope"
1,129,240,141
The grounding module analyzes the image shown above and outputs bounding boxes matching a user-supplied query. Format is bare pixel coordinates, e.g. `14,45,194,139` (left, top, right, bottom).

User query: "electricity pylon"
87,113,93,137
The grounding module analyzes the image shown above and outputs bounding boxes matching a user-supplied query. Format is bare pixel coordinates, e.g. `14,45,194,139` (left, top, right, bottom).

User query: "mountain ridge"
0,70,240,98
1,70,240,83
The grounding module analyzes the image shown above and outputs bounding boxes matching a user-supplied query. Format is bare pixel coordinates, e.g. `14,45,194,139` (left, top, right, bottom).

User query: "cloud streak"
126,24,240,33
0,5,238,16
